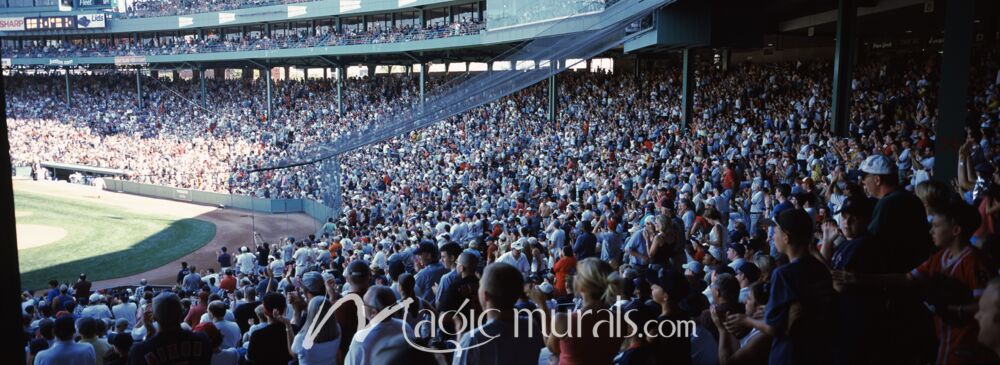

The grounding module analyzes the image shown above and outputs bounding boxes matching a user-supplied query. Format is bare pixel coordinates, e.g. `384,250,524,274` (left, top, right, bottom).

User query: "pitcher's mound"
17,224,68,249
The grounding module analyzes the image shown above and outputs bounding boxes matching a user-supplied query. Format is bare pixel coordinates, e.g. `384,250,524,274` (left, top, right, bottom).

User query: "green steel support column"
199,67,207,109
0,44,28,365
681,49,694,130
265,67,273,120
336,66,343,117
64,68,70,106
136,69,143,109
419,63,426,109
831,0,857,137
933,0,975,183
548,72,556,122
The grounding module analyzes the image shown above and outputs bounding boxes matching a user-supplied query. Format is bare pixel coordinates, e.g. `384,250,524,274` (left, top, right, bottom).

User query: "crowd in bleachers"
14,48,1000,365
117,0,314,19
1,18,485,59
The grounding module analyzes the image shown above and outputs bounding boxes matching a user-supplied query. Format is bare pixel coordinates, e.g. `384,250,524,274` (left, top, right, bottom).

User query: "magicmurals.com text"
299,294,698,354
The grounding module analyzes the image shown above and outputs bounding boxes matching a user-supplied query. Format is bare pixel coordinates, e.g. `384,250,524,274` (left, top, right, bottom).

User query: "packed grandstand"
9,0,1000,365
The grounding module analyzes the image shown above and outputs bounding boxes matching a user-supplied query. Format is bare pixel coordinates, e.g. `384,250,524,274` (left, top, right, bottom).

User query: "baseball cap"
774,209,815,242
860,155,897,175
835,196,877,218
736,262,761,283
88,293,103,303
538,282,554,295
301,272,325,295
413,242,439,256
645,268,691,300
511,239,524,251
708,246,725,261
682,261,704,276
347,260,371,278
440,242,463,258
727,243,747,257
387,259,406,280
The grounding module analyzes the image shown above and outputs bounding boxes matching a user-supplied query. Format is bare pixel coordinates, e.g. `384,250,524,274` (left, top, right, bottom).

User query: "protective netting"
263,0,673,218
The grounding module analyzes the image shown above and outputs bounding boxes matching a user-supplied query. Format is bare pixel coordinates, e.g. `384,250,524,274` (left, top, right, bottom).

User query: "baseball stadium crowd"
2,17,485,59
12,46,1000,365
116,0,314,19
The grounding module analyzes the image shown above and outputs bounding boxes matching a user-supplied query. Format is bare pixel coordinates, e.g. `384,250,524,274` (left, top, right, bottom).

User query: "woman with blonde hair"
529,258,625,365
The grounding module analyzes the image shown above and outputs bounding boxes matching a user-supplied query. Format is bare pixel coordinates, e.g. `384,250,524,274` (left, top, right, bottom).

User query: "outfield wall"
102,179,334,223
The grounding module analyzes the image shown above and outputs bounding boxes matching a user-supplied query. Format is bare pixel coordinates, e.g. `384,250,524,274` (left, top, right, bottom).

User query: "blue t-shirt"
415,262,448,306
766,255,834,365
574,232,598,261
771,201,793,219
829,235,880,365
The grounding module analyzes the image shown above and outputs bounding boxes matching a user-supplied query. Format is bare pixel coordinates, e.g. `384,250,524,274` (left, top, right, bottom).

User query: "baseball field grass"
15,190,216,290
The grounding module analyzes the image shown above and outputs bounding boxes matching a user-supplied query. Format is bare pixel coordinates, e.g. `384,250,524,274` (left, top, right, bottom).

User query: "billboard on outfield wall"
0,17,25,31
77,14,107,29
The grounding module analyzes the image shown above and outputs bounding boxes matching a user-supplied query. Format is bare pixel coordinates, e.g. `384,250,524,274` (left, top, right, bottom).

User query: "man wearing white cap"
860,153,936,363
497,238,530,279
81,294,113,321
237,246,256,276
859,154,934,273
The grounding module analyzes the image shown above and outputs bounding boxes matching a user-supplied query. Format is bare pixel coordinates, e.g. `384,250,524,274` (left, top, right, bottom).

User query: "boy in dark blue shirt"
728,209,834,365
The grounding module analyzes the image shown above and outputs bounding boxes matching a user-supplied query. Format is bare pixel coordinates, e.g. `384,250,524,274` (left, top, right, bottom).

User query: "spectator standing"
128,293,211,364
34,315,96,365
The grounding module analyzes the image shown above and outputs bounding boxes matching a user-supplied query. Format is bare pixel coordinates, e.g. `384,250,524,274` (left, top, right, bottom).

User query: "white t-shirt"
81,304,113,321
199,311,236,324
237,253,256,274
294,247,313,268
270,259,286,277
112,302,138,328
214,319,243,349
496,252,530,278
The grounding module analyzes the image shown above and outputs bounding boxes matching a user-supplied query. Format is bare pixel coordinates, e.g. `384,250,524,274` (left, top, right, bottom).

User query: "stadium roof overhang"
625,0,998,55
